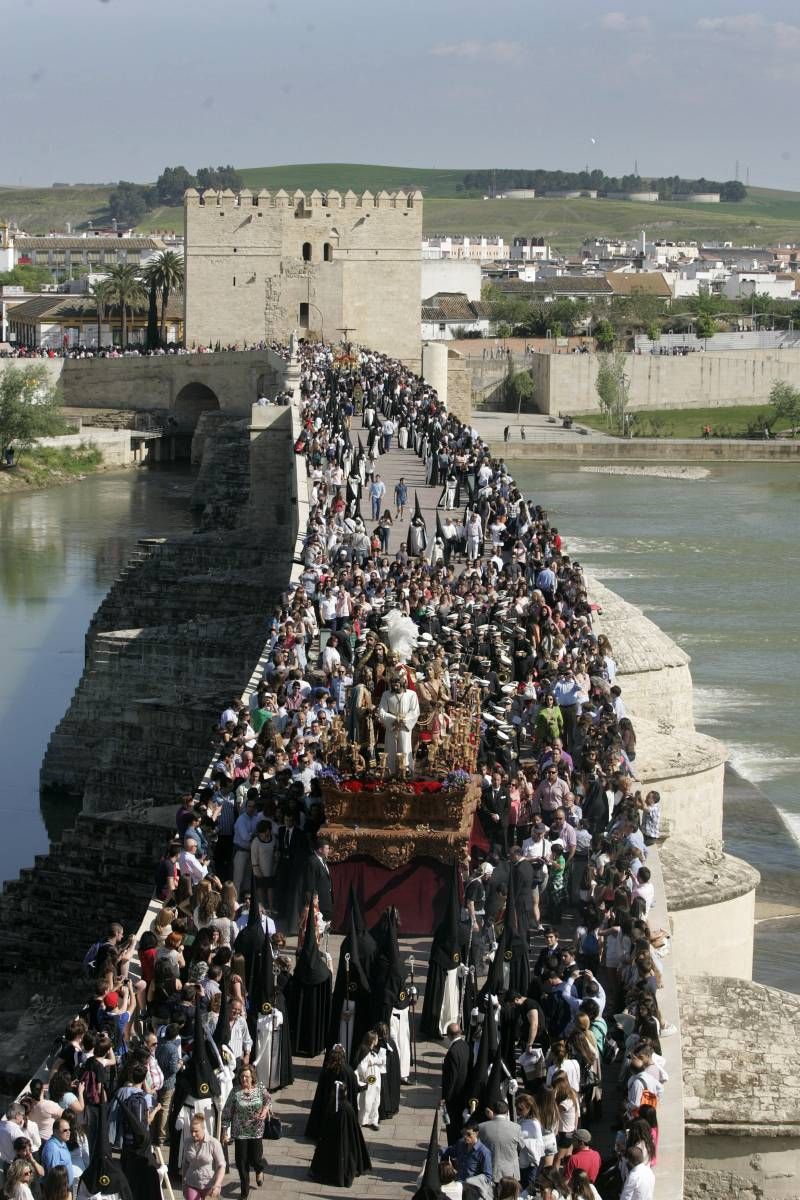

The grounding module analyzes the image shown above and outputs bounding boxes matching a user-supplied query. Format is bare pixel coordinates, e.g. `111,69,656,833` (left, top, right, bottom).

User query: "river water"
512,460,800,994
0,466,195,886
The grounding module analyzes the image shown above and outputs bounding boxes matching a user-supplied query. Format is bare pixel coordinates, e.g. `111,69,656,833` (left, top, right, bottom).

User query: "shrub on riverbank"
0,445,103,491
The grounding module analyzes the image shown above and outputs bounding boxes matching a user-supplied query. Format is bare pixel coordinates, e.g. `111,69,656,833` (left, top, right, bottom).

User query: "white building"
421,292,492,340
722,272,796,301
422,235,506,261
421,259,482,301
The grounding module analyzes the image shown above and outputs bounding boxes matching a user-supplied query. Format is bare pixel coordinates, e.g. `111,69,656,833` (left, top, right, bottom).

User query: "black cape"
309,1093,372,1187
327,900,372,1062
78,1100,133,1199
465,993,498,1120
233,873,266,995
250,933,294,1091
378,1034,401,1120
485,865,530,999
167,999,220,1174
420,870,461,1040
305,1062,359,1140
288,906,332,1057
369,906,407,1027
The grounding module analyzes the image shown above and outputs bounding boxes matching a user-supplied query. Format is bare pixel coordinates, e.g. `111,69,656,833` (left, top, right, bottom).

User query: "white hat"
480,862,495,876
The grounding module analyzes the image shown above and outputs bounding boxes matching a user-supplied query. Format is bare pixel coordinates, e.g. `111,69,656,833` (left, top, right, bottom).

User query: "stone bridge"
0,348,289,431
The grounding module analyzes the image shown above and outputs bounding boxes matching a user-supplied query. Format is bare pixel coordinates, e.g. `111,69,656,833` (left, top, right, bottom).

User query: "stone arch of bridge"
173,381,220,430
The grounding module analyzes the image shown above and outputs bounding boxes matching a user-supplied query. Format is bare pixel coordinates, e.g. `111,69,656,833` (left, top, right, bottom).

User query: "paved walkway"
213,416,619,1197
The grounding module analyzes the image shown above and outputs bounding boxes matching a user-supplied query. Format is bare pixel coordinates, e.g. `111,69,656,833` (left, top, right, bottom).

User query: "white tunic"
356,1049,385,1126
391,1006,411,1079
378,688,420,773
253,1008,285,1091
439,968,461,1036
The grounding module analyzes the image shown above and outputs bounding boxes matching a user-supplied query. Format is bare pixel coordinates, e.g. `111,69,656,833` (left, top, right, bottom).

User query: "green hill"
2,166,800,254
238,162,470,197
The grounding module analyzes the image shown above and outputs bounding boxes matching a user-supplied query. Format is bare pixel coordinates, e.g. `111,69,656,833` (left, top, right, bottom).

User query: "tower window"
302,242,312,262
299,302,309,325
323,243,332,262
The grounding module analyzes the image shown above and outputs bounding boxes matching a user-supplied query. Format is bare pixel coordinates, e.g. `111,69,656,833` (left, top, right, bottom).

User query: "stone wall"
184,189,423,366
535,347,800,416
680,977,800,1200
0,350,287,429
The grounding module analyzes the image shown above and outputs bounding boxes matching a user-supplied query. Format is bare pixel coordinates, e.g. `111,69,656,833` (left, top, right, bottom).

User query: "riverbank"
495,436,800,460
0,445,109,493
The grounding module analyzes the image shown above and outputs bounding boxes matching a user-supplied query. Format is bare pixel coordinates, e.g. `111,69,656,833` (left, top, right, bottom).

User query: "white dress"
391,1006,412,1079
356,1049,384,1126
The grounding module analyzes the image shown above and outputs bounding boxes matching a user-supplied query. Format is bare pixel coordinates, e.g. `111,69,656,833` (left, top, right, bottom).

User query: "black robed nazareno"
287,906,332,1057
419,870,461,1040
309,1086,372,1188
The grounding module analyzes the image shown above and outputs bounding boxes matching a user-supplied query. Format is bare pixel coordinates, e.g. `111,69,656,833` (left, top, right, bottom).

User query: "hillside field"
2,167,800,253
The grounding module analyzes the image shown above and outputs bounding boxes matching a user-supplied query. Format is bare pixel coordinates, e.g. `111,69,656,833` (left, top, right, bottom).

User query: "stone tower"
183,187,423,366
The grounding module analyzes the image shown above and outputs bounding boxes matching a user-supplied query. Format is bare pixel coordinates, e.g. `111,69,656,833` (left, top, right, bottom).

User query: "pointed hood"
358,434,365,456
412,1109,444,1200
213,977,231,1053
186,996,221,1099
81,1101,133,1198
430,866,462,972
345,904,370,992
484,1046,510,1112
436,511,446,543
486,862,530,997
348,883,377,973
233,871,265,992
295,904,331,986
413,491,425,526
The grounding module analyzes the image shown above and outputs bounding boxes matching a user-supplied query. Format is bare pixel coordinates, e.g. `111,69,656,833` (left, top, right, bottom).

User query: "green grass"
16,445,103,482
579,404,797,439
3,168,800,252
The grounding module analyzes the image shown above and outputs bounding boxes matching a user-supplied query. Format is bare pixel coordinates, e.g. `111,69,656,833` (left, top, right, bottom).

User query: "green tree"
770,380,800,437
695,313,716,340
105,263,145,347
595,351,629,434
87,278,112,349
196,165,243,191
0,365,68,454
156,165,196,205
506,367,536,416
594,319,615,350
108,181,153,224
141,250,184,345
0,265,53,290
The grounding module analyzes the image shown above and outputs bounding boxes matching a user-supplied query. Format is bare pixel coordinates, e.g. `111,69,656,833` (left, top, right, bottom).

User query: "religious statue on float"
378,667,420,777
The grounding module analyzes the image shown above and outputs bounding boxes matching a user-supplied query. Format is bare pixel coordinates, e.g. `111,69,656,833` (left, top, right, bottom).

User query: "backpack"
79,1064,105,1106
82,940,103,970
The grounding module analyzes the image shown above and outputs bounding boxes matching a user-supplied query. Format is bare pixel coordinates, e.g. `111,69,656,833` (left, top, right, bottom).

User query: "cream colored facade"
183,187,423,366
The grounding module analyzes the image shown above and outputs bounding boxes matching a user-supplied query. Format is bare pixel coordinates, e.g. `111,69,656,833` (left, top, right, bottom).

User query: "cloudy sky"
4,0,800,188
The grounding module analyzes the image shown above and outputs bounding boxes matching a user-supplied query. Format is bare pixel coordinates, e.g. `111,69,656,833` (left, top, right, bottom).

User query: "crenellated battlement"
184,186,423,209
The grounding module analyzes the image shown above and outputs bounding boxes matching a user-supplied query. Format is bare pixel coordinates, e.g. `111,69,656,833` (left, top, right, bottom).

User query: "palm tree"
142,250,184,346
105,263,145,348
87,279,112,350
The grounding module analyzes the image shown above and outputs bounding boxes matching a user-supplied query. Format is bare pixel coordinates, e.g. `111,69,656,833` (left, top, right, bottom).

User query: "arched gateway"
173,382,220,430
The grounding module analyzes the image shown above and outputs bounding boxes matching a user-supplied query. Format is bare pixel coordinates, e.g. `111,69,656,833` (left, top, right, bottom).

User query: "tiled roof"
605,272,672,297
9,293,183,323
421,293,490,323
495,276,613,297
15,237,161,251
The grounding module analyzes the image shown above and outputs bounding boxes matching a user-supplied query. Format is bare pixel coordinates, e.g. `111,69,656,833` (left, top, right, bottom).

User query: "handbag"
263,1115,283,1140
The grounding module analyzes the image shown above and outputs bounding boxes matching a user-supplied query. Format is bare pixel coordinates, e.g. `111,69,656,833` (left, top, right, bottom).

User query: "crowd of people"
0,340,672,1200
